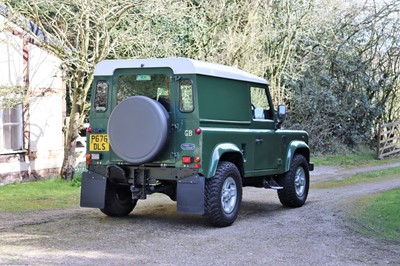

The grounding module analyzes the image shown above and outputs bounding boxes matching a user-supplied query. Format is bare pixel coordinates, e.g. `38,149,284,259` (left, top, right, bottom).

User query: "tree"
0,85,27,108
83,0,400,154
7,0,139,179
121,0,319,105
286,0,400,152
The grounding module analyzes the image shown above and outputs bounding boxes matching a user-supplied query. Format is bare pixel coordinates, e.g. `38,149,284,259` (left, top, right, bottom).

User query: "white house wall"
29,44,63,90
0,14,65,185
0,17,23,86
29,95,63,152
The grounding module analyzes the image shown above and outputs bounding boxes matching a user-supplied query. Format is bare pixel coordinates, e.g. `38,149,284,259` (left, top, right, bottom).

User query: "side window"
94,81,108,112
179,79,194,112
0,104,23,153
250,87,272,120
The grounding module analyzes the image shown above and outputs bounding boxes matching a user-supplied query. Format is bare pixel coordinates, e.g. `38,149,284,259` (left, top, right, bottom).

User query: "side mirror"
277,105,286,123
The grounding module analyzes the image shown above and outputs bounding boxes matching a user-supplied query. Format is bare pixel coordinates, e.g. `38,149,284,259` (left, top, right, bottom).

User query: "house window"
0,104,23,153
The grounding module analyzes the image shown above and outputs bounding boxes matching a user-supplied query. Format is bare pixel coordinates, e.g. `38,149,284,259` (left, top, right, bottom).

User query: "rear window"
117,74,170,111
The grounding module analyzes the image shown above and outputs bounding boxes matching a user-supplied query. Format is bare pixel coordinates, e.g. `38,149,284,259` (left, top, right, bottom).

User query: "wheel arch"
206,143,244,178
284,140,310,172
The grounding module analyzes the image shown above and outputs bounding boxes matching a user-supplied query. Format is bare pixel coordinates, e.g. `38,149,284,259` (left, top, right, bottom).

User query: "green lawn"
353,189,400,242
0,178,80,212
312,149,399,168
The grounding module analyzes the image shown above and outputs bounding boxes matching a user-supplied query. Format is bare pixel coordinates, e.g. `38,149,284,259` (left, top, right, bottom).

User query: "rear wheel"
277,154,309,207
205,161,242,227
100,183,137,217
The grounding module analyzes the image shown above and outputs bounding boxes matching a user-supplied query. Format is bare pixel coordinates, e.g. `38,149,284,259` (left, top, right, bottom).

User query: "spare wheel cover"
107,96,169,164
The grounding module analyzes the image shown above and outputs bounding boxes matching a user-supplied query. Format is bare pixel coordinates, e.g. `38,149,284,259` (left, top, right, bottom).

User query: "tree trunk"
61,82,87,180
60,67,93,180
61,105,81,179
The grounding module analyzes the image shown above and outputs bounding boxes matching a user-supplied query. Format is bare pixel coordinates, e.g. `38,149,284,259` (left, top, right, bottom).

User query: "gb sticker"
184,130,193,137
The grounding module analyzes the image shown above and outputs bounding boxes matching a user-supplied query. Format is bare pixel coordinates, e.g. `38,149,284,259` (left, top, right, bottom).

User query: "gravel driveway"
0,163,399,265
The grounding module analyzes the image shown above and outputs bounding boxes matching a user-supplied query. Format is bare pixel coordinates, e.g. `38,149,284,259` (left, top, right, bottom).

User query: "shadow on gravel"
240,200,284,217
86,198,288,230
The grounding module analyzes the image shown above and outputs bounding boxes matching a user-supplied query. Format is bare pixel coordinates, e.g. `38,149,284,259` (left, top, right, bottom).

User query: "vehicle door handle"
255,138,263,144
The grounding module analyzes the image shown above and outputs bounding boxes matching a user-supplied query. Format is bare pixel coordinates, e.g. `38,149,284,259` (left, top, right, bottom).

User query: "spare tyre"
107,96,169,164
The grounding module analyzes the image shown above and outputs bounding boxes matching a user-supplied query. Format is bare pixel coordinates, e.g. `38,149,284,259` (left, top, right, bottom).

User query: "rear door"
109,68,177,164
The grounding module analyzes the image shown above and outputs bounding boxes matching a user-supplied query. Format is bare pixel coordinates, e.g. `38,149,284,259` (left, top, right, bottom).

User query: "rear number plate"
89,134,109,151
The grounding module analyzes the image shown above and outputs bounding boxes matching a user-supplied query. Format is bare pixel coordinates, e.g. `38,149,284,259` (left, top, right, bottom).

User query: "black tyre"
205,161,242,227
277,154,309,207
100,183,137,217
107,96,169,164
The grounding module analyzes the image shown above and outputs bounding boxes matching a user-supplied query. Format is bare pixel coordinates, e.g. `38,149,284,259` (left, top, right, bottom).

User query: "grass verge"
351,188,400,242
0,178,80,212
312,167,400,189
312,148,399,168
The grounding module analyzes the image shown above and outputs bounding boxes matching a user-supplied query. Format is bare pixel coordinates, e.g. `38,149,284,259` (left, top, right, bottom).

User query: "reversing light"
182,156,192,164
195,128,201,135
91,153,101,160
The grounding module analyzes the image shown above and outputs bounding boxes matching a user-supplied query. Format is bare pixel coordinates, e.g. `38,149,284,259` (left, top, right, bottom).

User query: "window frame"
116,74,171,105
94,80,109,113
250,86,273,120
0,104,24,154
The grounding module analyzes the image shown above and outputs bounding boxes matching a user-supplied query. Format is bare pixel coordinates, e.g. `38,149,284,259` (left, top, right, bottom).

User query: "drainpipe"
22,38,32,164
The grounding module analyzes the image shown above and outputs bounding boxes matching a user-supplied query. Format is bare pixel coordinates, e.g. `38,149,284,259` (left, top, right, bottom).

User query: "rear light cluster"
85,153,101,164
181,156,201,169
181,127,202,169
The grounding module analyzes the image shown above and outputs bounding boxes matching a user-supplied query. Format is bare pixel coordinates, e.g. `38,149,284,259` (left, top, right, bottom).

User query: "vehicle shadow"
91,193,290,230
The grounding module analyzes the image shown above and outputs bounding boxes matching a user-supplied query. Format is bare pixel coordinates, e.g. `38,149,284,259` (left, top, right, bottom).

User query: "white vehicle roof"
94,58,268,85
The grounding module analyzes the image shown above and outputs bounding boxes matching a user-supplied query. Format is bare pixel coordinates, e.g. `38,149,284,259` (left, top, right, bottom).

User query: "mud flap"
80,171,107,208
177,175,205,215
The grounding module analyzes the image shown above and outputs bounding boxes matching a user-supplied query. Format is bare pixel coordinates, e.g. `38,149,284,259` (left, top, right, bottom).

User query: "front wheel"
100,183,137,217
277,154,310,207
205,161,242,227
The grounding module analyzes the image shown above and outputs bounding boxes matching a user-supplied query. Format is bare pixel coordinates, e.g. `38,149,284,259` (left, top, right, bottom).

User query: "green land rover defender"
80,58,314,227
